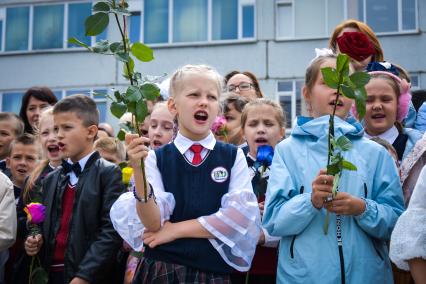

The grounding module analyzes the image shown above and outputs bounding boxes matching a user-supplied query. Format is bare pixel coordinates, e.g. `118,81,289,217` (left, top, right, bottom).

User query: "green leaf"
31,266,48,284
109,41,123,53
127,101,136,114
135,99,148,123
140,83,160,101
110,102,127,118
349,72,370,88
114,52,130,63
68,37,89,49
117,129,126,141
125,86,142,102
327,163,341,176
114,90,123,102
340,84,356,99
336,54,350,77
321,67,339,89
342,160,357,171
354,88,367,120
123,57,135,79
131,42,154,62
92,2,110,13
336,136,352,151
85,13,109,36
92,40,109,53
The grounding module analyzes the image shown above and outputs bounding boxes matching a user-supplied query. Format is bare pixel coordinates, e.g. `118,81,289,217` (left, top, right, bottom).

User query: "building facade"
0,0,425,130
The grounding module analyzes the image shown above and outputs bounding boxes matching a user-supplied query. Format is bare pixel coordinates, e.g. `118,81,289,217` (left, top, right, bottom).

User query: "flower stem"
113,6,148,201
29,256,35,284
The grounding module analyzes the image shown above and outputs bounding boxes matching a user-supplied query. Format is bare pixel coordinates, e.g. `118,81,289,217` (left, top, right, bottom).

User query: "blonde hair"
169,64,223,98
94,137,126,162
241,98,286,129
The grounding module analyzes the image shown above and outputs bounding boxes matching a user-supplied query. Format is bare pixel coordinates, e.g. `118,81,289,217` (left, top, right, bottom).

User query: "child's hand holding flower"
125,134,150,169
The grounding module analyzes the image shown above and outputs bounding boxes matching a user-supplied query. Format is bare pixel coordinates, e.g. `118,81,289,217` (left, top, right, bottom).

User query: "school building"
0,0,425,130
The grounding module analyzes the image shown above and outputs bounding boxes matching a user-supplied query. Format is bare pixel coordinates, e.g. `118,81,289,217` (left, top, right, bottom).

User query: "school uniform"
40,151,125,284
111,132,261,284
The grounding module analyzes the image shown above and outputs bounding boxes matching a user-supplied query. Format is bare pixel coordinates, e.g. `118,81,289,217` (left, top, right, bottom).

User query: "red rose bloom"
336,32,375,62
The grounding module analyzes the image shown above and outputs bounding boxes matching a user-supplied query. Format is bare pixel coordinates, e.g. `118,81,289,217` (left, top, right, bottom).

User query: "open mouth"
194,110,208,122
371,113,386,119
58,142,65,151
47,145,60,155
329,100,344,107
17,168,27,175
152,140,163,147
255,137,268,144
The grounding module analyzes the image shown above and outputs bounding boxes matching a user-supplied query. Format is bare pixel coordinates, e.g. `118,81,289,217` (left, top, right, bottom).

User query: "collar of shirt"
66,151,95,185
174,131,216,155
364,125,399,144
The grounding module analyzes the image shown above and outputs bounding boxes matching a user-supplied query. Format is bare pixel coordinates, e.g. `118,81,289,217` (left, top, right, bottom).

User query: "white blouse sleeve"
110,150,175,251
198,148,261,272
390,166,426,270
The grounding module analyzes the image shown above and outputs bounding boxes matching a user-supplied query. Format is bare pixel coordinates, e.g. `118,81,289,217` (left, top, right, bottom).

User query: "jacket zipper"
336,182,345,284
290,186,304,259
364,183,368,198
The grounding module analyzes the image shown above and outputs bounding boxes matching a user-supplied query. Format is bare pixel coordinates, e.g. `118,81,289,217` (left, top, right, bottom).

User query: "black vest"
144,141,237,273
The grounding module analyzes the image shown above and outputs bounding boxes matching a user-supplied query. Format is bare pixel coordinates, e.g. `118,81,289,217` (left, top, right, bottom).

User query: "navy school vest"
144,141,238,274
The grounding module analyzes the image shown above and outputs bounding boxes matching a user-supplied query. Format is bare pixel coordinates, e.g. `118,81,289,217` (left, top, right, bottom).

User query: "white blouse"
390,165,426,270
110,132,261,272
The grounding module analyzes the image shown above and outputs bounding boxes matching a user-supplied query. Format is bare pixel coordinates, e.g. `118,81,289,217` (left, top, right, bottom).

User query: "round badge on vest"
211,167,229,183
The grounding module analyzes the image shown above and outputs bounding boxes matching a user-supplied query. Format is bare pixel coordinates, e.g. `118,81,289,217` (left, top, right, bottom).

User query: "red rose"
336,32,375,62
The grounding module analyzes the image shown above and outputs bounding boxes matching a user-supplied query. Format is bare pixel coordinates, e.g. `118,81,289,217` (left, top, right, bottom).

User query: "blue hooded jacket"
263,115,404,284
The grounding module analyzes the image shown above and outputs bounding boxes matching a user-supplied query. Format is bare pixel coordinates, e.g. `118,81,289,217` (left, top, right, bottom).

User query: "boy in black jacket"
24,95,125,284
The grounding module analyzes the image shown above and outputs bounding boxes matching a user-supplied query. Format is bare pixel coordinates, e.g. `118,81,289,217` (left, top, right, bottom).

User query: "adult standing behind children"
19,86,58,135
111,64,261,283
224,71,263,100
329,19,383,71
24,95,125,284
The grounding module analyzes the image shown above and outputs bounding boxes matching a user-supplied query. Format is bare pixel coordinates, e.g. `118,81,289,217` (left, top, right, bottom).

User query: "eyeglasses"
227,82,253,92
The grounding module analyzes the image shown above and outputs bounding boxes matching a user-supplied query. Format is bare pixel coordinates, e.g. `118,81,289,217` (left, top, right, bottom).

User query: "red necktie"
190,144,203,165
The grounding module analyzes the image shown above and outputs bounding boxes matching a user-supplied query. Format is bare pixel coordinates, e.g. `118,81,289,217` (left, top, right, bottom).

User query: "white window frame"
276,79,304,130
0,1,105,53
275,0,419,40
142,0,256,47
410,73,421,90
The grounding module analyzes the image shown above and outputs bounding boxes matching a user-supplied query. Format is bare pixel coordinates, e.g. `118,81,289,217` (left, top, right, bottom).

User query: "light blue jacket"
414,101,426,132
263,115,405,284
403,127,423,159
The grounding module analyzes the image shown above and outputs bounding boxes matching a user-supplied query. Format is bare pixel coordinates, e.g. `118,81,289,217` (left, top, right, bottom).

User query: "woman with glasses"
224,71,263,100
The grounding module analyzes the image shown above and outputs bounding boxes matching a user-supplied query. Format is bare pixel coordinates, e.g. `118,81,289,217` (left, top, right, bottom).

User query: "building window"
0,21,3,50
129,12,141,43
1,92,24,113
276,0,417,39
144,0,168,44
212,0,237,40
2,2,108,52
33,4,64,50
242,5,255,38
144,0,255,44
410,73,420,90
277,80,303,129
68,2,92,48
353,0,417,33
5,7,29,51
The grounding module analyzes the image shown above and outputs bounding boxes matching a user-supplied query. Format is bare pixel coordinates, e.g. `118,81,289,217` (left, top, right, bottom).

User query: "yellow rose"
122,167,134,186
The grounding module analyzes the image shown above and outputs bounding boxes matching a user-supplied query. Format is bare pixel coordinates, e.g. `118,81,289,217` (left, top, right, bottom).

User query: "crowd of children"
1,19,426,284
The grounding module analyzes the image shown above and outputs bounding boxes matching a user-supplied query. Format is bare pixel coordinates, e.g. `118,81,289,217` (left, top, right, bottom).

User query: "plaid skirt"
132,258,231,284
